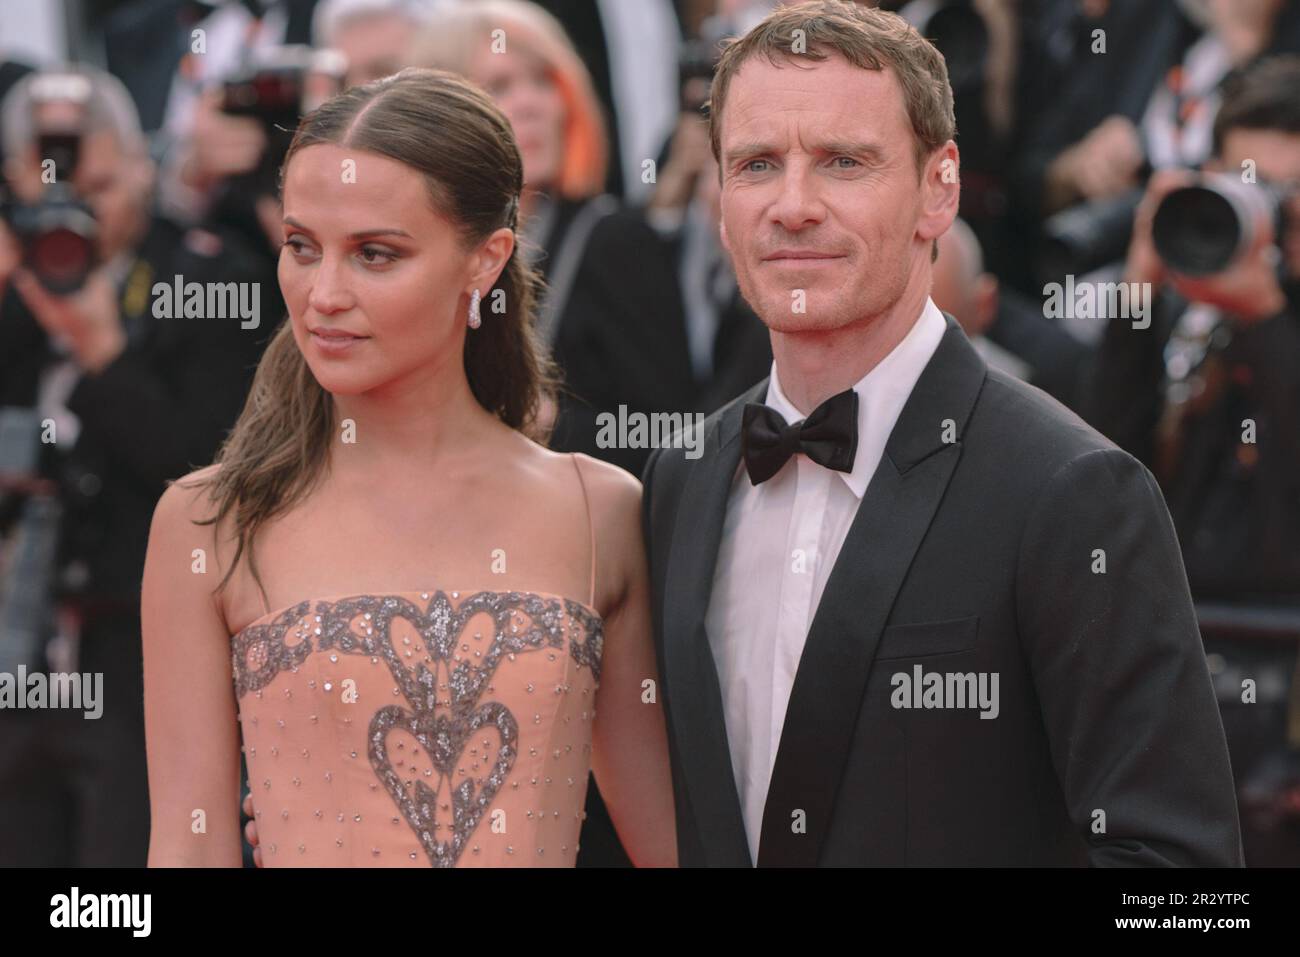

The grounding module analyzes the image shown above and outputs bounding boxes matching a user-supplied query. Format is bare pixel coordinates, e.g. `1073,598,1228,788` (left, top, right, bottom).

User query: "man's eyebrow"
723,141,776,164
723,139,887,164
816,140,887,160
282,216,413,240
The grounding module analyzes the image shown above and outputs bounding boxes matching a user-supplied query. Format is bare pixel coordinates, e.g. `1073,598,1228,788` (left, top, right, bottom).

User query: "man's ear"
468,227,515,293
719,218,731,255
917,140,961,247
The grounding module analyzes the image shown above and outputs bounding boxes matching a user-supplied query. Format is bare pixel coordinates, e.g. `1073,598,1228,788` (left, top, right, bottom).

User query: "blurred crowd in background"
0,0,1298,867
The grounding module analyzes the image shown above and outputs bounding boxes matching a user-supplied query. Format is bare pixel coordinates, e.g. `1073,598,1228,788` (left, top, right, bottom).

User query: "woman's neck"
326,364,504,483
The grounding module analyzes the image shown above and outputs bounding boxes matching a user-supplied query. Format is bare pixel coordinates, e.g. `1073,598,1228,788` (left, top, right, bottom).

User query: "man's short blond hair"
707,0,956,174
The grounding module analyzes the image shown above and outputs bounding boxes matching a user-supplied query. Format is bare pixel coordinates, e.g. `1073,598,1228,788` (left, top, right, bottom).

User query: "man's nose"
307,255,354,314
769,164,825,231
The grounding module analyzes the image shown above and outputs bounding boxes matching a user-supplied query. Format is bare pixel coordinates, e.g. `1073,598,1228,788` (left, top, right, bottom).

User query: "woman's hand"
242,791,263,867
180,89,267,191
12,267,126,373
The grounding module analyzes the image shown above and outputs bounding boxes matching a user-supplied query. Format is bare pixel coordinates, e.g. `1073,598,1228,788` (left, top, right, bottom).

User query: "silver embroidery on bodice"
231,591,603,866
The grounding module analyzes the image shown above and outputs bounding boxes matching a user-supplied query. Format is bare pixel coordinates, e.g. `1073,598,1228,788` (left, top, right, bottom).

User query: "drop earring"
467,288,482,329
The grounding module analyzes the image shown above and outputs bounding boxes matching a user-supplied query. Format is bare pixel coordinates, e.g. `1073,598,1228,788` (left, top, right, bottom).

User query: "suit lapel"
756,314,988,866
661,379,767,866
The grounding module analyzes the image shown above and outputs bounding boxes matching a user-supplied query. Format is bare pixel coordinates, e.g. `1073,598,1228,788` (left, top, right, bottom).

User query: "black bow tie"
741,387,859,485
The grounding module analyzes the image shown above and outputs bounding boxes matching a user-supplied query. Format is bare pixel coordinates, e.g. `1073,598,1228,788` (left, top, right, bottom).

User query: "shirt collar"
764,297,948,499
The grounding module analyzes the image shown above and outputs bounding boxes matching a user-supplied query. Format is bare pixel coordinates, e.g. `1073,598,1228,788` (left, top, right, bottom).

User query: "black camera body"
1153,175,1289,277
3,154,98,295
221,48,317,134
219,46,346,195
1039,187,1145,285
0,74,99,294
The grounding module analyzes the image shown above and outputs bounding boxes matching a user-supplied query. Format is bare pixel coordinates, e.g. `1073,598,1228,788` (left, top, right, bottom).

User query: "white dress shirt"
704,297,947,863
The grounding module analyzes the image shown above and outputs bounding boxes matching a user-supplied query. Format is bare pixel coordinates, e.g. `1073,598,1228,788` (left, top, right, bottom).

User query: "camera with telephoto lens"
1152,174,1290,276
219,46,346,195
1037,187,1145,285
0,73,98,294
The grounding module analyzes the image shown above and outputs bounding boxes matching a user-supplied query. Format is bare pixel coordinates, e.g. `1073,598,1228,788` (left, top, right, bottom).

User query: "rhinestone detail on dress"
232,591,602,866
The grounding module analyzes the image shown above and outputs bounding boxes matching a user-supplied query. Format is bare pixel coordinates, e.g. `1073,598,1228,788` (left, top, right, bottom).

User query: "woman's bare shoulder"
514,437,641,512
178,463,222,484
143,467,230,627
153,465,222,526
568,452,642,521
512,442,643,556
147,465,234,582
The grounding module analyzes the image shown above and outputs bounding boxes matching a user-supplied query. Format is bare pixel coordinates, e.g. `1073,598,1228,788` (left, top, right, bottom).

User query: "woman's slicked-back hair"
188,67,558,607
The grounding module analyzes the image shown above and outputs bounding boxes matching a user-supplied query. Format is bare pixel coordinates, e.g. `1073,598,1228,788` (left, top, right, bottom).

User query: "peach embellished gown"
229,457,604,867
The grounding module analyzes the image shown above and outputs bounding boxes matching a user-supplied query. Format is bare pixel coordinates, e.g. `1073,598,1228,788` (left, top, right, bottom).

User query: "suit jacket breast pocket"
875,615,979,660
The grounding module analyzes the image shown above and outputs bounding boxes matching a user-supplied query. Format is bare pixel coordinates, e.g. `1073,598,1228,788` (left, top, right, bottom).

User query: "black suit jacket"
641,312,1243,866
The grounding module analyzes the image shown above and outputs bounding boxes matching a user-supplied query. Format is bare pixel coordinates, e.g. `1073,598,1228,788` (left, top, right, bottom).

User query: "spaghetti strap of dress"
570,453,597,609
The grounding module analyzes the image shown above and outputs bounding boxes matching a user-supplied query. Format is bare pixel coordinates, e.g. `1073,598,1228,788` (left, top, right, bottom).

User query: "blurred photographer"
164,44,345,263
1018,0,1300,290
1084,56,1300,603
0,65,271,865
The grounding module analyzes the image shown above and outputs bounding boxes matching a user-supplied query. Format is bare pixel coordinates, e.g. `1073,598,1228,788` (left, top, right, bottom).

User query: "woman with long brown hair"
141,67,675,867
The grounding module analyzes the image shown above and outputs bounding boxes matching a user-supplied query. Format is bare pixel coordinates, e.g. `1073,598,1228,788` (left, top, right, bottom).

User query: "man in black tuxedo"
641,1,1242,867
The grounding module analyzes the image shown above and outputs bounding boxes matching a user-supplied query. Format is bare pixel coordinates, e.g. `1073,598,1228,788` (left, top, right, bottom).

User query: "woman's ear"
468,227,516,293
